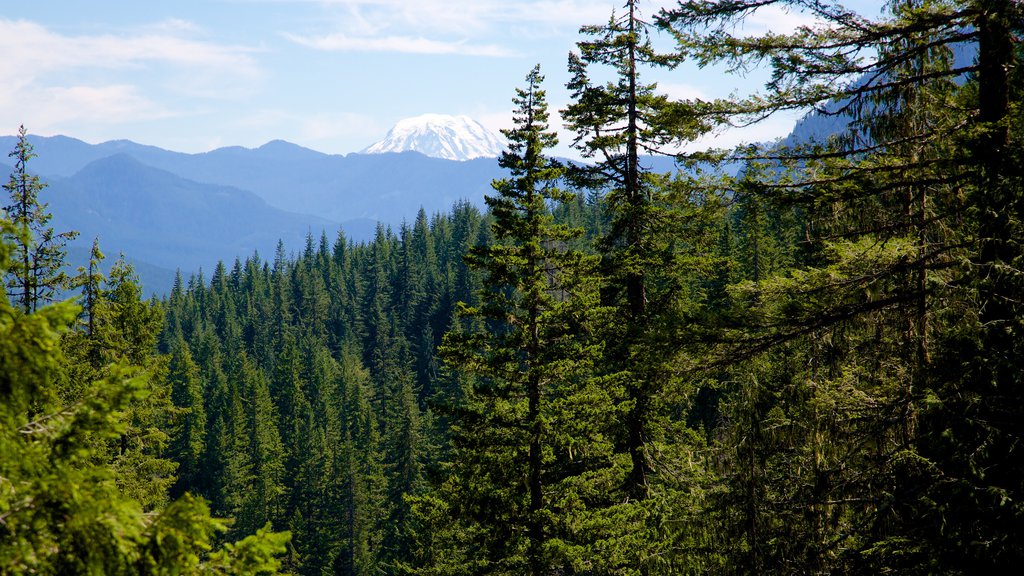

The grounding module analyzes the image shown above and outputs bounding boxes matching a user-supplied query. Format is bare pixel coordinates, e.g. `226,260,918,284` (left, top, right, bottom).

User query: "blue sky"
1,0,883,158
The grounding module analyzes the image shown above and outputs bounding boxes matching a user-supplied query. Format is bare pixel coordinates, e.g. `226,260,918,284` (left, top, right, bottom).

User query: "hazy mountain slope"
64,245,178,298
45,154,340,280
0,135,174,178
3,135,504,226
147,144,503,223
780,38,977,148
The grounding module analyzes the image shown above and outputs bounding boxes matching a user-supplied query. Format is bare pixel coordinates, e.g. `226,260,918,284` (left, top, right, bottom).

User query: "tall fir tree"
562,0,694,502
656,0,1024,571
2,125,78,313
424,65,621,575
167,335,207,499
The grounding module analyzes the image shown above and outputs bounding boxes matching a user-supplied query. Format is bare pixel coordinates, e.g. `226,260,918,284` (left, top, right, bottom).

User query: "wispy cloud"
0,19,261,79
737,4,826,37
284,32,515,57
275,0,617,33
681,108,806,152
35,85,174,126
657,82,709,102
0,18,263,132
331,0,617,33
275,0,620,56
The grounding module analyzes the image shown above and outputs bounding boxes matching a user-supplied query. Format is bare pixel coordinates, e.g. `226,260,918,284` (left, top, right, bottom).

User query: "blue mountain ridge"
0,135,506,225
0,136,513,295
1,90,862,297
44,154,342,295
0,136,770,296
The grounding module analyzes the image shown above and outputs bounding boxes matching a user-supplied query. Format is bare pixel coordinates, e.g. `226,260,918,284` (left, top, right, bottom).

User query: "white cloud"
310,0,617,35
0,19,260,78
0,83,172,139
284,32,516,57
144,18,204,35
296,112,382,143
682,108,805,152
275,0,622,56
0,18,263,132
474,109,515,135
23,85,173,133
657,82,708,102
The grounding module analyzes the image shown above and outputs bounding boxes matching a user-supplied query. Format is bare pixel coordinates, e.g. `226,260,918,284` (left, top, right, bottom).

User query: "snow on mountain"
363,114,506,161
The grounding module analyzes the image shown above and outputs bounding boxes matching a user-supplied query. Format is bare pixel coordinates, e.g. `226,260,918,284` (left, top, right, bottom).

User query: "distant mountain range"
47,154,337,270
0,105,847,296
7,134,505,225
0,130,509,295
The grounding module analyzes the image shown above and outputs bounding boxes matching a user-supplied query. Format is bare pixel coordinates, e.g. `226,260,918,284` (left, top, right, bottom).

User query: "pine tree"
381,342,425,573
562,0,692,501
655,0,1024,571
167,335,207,498
101,257,164,365
429,65,617,575
2,125,78,313
331,229,364,349
0,213,290,575
409,207,442,401
74,237,105,337
335,343,386,576
245,356,286,533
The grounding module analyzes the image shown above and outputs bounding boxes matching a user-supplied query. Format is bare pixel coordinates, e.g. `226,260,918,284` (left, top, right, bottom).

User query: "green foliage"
16,2,1010,574
0,216,289,574
158,198,496,574
2,125,78,313
655,0,1024,572
424,65,633,575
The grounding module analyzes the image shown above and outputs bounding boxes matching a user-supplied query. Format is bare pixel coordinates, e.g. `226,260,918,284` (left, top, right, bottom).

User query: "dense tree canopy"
3,1,1022,573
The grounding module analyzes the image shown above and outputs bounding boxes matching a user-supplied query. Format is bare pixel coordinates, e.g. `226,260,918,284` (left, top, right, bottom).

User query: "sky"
1,0,884,159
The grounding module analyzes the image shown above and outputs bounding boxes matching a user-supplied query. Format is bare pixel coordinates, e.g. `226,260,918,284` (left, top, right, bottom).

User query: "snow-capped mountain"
363,114,507,161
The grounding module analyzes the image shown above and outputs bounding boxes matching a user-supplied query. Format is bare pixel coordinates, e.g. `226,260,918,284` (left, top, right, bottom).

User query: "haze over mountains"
8,133,505,225
2,108,837,296
1,120,510,295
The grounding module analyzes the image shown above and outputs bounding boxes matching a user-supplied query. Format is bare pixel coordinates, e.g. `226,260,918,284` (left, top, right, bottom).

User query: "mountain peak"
362,114,506,161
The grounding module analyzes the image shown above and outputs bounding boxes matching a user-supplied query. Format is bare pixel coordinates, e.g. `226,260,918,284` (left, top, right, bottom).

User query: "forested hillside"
2,0,1022,574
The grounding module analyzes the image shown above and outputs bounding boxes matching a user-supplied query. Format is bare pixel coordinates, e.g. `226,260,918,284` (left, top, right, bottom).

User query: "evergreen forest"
2,0,1023,574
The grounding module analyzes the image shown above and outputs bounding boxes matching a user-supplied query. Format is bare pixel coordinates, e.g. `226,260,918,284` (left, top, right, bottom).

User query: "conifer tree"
245,356,286,533
656,0,1024,571
381,342,425,572
430,65,616,576
168,335,207,498
330,229,361,350
73,237,105,337
102,257,164,365
408,208,442,402
562,0,693,501
285,392,331,575
335,343,386,576
2,125,78,313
